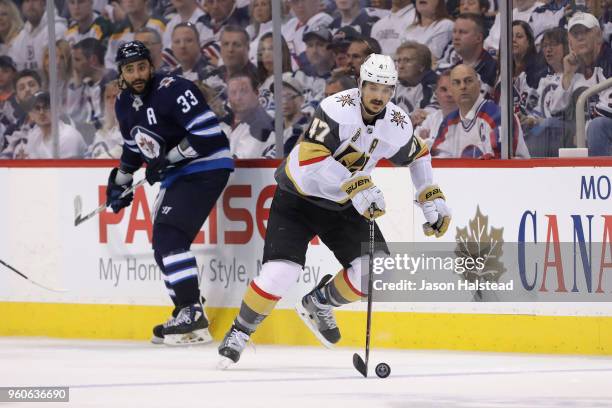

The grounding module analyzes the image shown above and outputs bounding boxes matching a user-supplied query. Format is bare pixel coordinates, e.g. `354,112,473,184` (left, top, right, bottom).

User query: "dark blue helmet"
115,41,151,69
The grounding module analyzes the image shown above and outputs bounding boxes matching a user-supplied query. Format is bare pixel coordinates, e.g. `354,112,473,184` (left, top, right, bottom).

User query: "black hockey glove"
145,154,169,185
106,167,134,213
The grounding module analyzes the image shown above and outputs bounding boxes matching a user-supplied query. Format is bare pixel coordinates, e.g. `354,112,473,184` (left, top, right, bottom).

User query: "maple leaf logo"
335,93,355,107
454,206,506,283
390,110,408,129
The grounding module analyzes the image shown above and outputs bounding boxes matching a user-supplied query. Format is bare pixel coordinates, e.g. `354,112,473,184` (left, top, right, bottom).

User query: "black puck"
375,362,390,378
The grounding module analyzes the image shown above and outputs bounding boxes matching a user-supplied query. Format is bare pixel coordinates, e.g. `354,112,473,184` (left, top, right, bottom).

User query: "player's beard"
123,72,153,95
362,98,385,116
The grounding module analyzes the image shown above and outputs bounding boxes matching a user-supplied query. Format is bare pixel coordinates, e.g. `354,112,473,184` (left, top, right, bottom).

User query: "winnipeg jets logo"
132,95,143,111
131,126,162,159
158,77,175,89
390,110,408,129
335,93,355,107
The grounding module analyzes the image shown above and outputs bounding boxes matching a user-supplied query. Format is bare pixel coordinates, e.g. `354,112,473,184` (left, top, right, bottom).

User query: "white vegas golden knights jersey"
275,88,430,210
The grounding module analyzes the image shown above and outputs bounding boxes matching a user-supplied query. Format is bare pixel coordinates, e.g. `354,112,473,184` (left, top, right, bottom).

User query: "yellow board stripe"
1,302,612,354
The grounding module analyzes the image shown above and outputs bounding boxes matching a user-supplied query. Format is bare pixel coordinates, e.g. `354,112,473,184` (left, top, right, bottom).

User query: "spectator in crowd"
520,27,574,157
265,73,309,157
247,0,272,64
344,36,381,78
437,13,497,97
401,0,453,60
431,64,530,158
104,0,166,69
14,91,86,159
282,0,333,67
67,38,116,142
170,22,217,83
63,0,112,46
223,72,275,158
0,69,42,157
512,21,546,113
458,0,494,34
256,32,292,112
161,0,206,50
371,0,416,56
42,39,73,105
198,0,249,43
213,25,257,86
485,0,552,53
323,71,356,97
415,70,457,146
393,41,438,126
302,26,336,80
0,55,16,147
548,12,611,156
330,0,379,37
327,25,361,74
602,1,611,46
0,0,23,55
85,80,123,158
9,0,67,70
135,27,173,73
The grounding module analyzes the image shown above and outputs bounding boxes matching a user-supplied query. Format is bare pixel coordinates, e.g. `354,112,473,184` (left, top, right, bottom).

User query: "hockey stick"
353,205,376,378
74,178,147,226
0,259,67,292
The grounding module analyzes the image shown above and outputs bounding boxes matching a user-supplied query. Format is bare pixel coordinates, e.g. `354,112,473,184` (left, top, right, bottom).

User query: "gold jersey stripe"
298,141,331,164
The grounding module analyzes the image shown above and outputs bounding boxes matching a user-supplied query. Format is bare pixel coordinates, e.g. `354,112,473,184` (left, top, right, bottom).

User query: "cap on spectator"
303,25,332,43
0,55,16,71
27,91,50,111
568,12,600,31
328,26,362,51
271,73,304,96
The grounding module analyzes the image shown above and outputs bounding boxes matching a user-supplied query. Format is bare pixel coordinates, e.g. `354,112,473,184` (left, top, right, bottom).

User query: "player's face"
68,0,93,22
361,81,394,115
121,59,153,94
395,48,423,82
252,0,271,23
15,76,40,104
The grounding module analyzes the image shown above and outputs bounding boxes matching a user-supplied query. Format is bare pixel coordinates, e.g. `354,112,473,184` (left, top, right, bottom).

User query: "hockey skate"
217,323,251,369
295,275,341,348
151,306,179,344
162,302,212,346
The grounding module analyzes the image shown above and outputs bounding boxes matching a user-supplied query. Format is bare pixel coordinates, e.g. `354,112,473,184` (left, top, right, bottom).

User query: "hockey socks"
235,281,281,333
322,268,365,306
162,251,201,306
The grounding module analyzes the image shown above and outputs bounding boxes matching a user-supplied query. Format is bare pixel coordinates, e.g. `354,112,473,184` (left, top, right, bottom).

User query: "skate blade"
216,356,236,370
163,328,213,346
295,300,335,350
151,335,164,345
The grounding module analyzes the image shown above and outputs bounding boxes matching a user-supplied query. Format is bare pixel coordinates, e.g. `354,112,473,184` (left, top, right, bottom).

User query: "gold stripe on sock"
331,269,363,303
243,282,280,316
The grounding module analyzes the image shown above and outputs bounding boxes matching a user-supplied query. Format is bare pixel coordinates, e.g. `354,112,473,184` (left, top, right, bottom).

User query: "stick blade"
352,353,367,377
73,196,83,226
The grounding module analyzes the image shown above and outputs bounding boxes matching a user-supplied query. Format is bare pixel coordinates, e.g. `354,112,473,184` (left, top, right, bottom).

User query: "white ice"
1,338,612,408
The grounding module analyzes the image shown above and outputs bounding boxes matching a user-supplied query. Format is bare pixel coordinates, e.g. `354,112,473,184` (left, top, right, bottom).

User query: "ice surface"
1,338,612,408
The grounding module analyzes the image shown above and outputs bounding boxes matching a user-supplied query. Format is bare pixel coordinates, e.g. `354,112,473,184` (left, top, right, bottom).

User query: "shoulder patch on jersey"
390,109,408,129
158,76,176,89
335,93,356,107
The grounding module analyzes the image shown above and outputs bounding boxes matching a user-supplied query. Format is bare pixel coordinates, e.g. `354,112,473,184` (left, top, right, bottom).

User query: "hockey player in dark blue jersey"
106,41,234,346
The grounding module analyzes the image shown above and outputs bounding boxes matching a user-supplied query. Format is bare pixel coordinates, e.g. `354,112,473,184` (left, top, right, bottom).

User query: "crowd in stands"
0,0,610,159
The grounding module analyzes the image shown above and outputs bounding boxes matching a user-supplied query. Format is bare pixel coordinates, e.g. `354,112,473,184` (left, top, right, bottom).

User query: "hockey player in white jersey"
218,54,452,367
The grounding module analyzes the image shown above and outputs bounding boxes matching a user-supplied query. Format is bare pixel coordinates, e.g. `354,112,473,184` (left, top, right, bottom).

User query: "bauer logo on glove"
341,174,386,220
416,184,451,237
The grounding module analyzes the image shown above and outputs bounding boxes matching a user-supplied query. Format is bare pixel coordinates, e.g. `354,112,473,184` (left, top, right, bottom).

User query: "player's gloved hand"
145,154,169,185
416,184,451,237
106,167,134,213
341,174,386,220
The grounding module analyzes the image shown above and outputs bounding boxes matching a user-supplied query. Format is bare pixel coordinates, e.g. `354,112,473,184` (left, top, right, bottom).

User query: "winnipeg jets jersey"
115,74,234,188
276,88,429,210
